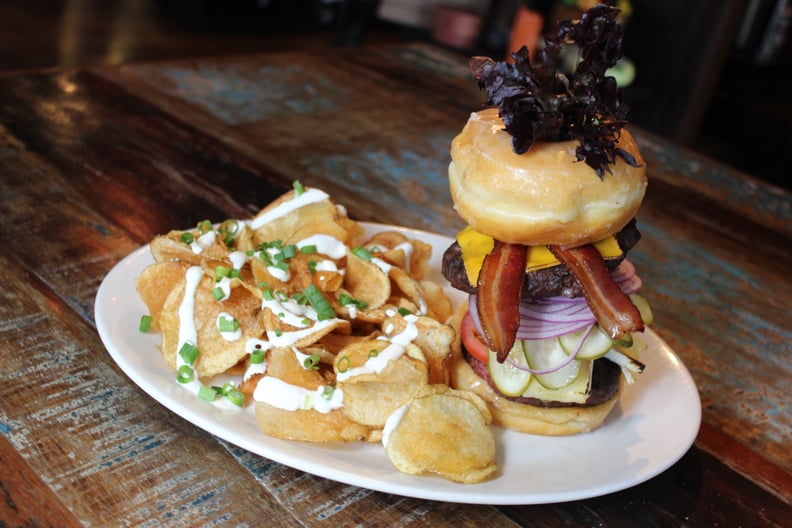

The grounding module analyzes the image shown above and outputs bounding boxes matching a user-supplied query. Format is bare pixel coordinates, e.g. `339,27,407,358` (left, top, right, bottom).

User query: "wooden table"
1,43,789,526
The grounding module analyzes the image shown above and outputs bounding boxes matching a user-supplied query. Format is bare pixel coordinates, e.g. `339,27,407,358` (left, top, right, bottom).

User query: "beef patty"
442,219,641,300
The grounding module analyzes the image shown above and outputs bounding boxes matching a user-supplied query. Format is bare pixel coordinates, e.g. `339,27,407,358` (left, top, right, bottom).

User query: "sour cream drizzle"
336,315,419,382
297,234,346,259
253,377,343,414
248,188,330,230
382,404,409,448
243,338,272,381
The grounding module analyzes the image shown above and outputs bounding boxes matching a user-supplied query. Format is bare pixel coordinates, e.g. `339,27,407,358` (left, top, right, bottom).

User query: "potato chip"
159,269,264,377
420,279,453,323
253,347,377,442
382,314,454,385
335,339,428,427
136,261,189,331
343,249,390,309
384,391,498,483
250,190,340,247
365,231,433,281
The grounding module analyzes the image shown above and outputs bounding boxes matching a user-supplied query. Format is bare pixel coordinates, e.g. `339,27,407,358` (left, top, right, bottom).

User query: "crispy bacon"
476,241,528,362
550,244,644,340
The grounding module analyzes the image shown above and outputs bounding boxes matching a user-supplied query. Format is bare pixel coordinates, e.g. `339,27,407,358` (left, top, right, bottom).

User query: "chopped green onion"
215,266,230,281
281,244,297,259
139,315,153,333
228,268,241,279
180,232,195,244
320,386,335,401
368,349,380,358
339,293,368,309
300,244,317,255
293,180,305,196
308,260,317,274
275,290,289,302
221,381,236,395
303,353,320,370
178,342,199,365
336,355,350,373
397,307,412,316
176,365,194,384
301,318,311,326
303,284,336,321
197,220,212,234
212,287,226,301
198,384,218,402
275,329,283,337
226,389,244,407
352,247,373,261
271,261,289,272
292,293,307,305
303,394,312,410
218,315,240,333
262,287,275,300
249,349,266,364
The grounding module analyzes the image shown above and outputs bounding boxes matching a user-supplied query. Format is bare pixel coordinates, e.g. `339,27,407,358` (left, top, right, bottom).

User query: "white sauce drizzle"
253,376,343,414
336,315,419,382
371,257,392,275
297,234,346,259
393,241,414,273
382,404,409,448
190,230,216,255
248,188,330,230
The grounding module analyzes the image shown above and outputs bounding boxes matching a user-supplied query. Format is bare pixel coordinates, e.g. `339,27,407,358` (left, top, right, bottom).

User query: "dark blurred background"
0,0,789,190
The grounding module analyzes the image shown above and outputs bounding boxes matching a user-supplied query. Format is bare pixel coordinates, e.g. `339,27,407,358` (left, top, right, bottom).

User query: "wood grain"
0,43,789,525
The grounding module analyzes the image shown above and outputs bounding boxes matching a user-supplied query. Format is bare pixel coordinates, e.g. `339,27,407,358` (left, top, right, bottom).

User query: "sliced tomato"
460,312,490,364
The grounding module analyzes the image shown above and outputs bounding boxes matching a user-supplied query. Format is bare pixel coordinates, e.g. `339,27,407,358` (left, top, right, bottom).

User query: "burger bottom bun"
449,352,622,435
448,303,621,435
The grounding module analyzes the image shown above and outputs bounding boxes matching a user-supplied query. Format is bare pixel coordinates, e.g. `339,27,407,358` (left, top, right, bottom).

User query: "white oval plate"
95,223,701,504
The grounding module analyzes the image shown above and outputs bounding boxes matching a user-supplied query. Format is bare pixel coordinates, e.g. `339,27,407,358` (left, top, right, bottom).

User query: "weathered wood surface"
0,43,789,526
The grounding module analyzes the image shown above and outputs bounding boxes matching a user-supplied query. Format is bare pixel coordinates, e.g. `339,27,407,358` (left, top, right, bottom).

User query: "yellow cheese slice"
457,226,623,285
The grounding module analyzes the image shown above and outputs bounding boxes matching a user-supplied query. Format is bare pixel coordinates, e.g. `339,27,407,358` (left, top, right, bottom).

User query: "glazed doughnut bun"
449,108,647,247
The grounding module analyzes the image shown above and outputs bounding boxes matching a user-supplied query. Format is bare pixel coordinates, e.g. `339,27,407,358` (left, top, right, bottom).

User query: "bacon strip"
476,241,528,362
550,244,644,340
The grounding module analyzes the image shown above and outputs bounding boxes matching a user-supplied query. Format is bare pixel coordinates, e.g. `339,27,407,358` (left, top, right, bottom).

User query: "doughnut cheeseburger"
443,5,652,435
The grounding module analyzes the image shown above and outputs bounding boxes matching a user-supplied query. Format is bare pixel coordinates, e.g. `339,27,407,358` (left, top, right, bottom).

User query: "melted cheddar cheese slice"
456,226,623,285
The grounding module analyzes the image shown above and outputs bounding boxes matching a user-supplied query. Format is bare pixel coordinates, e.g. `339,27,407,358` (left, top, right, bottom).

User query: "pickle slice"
487,342,531,396
559,325,614,360
522,338,582,389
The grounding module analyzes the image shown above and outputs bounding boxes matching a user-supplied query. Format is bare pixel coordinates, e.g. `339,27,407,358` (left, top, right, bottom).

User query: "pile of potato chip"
136,183,497,484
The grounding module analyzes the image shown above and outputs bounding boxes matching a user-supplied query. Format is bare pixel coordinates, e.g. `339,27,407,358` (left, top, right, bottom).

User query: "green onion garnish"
176,365,194,384
308,260,317,274
320,386,335,401
303,284,336,321
338,293,368,309
226,389,244,407
281,244,297,259
249,349,266,364
300,244,317,255
197,220,212,234
139,315,152,333
215,266,230,281
178,342,199,365
229,268,241,279
180,232,195,244
293,180,305,196
397,307,412,316
303,353,320,370
198,384,218,402
212,287,226,301
336,355,350,373
368,349,379,358
218,315,239,333
262,288,275,300
352,247,373,261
